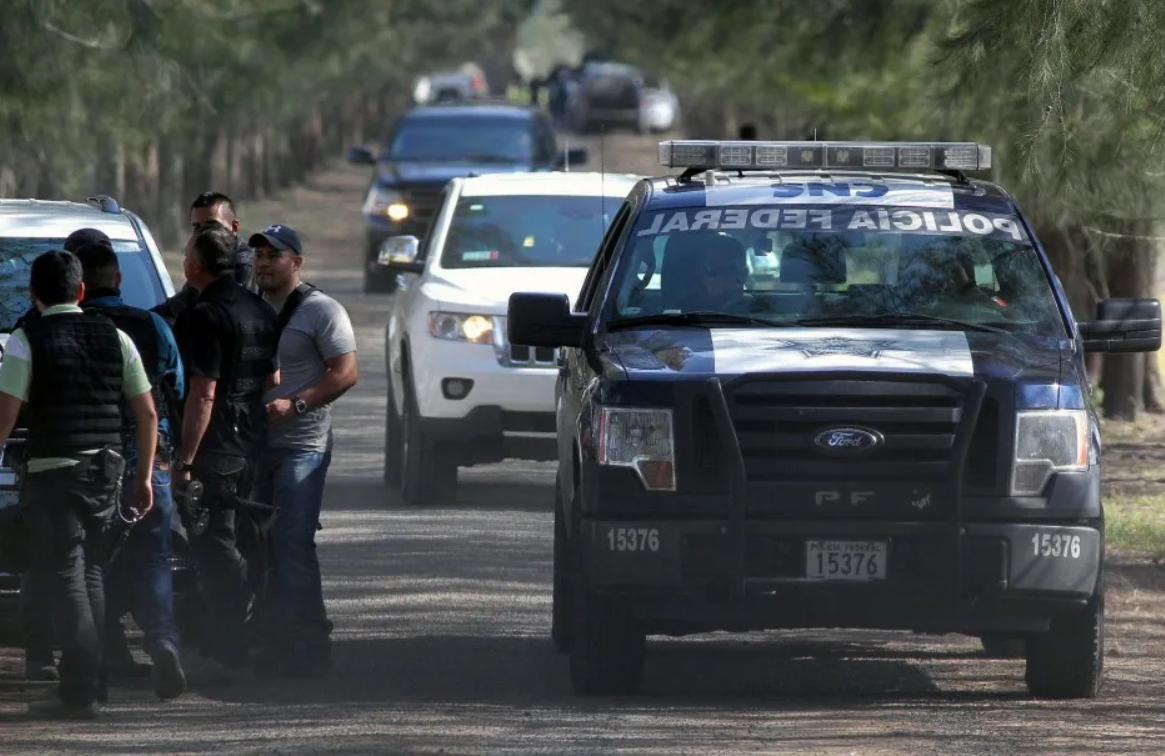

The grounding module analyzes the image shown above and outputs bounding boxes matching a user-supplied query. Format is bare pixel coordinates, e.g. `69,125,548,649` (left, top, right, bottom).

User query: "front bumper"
578,518,1099,634
410,337,558,420
420,405,556,464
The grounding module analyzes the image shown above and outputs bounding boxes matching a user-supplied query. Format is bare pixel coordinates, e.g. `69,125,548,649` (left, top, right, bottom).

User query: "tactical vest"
81,300,178,449
200,286,279,450
23,312,124,458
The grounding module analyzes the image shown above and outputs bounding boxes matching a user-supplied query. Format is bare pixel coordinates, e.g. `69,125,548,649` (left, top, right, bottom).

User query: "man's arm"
0,393,22,449
128,391,158,480
295,352,358,407
267,369,280,390
180,376,215,463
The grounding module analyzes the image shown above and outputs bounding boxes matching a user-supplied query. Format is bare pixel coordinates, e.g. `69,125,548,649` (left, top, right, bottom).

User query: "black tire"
979,632,1026,659
551,480,570,653
383,374,403,489
568,538,646,695
1025,578,1105,699
400,371,458,506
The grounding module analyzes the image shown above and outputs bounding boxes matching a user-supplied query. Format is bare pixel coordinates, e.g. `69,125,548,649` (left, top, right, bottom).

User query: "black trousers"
23,451,123,706
188,452,263,667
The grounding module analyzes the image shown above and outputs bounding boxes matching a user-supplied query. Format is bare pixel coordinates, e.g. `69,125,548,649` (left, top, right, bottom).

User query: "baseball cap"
248,224,303,255
64,228,112,253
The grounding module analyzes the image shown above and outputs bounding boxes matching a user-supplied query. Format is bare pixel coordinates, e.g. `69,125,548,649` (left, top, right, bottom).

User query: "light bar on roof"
658,140,993,172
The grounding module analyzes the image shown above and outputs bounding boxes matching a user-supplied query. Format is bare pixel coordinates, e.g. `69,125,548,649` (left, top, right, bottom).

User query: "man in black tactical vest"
0,250,158,718
76,242,187,700
173,225,280,677
18,227,119,683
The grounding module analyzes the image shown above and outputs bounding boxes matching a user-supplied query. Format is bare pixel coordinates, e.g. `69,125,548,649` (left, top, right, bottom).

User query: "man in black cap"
0,249,158,718
173,224,279,677
250,223,358,676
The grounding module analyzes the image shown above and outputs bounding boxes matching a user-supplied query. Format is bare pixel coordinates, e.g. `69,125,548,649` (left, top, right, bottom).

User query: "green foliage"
560,0,1165,229
0,0,536,197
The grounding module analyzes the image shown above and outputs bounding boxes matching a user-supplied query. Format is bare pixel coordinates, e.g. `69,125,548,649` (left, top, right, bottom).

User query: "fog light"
442,378,473,400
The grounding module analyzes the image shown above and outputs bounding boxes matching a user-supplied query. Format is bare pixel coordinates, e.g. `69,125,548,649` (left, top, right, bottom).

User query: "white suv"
381,171,639,504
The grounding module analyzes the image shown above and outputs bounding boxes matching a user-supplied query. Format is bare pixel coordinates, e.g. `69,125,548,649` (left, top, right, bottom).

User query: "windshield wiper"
461,154,520,163
606,311,789,331
794,312,1008,334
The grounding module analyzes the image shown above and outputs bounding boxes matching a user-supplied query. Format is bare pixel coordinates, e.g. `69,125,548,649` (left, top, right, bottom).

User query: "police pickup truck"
506,140,1162,699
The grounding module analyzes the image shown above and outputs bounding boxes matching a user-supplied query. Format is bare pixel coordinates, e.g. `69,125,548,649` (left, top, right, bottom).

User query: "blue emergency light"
658,140,993,172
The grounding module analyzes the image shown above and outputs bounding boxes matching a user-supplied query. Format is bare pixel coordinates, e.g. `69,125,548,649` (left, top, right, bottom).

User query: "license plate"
805,540,888,581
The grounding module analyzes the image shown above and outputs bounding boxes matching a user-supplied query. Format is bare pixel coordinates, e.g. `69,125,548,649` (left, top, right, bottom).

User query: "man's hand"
132,476,154,517
266,397,295,425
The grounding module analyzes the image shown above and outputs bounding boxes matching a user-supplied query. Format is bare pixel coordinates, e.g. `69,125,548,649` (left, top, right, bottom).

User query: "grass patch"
1107,493,1165,560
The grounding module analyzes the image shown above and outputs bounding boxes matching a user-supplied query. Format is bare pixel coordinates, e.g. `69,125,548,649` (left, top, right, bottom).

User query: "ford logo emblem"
812,427,884,456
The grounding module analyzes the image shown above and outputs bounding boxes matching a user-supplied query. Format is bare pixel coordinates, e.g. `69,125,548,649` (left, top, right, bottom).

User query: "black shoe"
24,658,58,682
150,641,187,700
27,692,100,719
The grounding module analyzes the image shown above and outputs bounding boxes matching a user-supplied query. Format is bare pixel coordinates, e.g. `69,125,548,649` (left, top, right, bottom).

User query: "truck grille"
401,185,445,224
698,380,998,491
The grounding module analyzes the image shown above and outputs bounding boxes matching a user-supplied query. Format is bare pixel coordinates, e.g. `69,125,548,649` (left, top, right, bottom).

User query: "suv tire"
400,371,457,505
383,374,404,489
552,480,570,653
1025,575,1104,699
568,538,646,695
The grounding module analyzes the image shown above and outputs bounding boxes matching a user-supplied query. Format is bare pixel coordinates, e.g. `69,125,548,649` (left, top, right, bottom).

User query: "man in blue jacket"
76,241,187,701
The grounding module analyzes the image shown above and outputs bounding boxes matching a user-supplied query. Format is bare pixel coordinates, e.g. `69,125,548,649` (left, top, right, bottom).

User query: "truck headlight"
1010,410,1089,495
363,187,408,220
596,407,675,491
429,312,496,345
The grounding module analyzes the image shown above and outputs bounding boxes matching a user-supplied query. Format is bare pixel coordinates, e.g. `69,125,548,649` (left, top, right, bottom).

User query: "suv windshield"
0,239,164,332
608,191,1066,338
386,117,534,163
441,195,616,269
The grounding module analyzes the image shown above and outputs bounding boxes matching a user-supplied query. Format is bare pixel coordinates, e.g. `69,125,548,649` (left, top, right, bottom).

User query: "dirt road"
2,132,1165,755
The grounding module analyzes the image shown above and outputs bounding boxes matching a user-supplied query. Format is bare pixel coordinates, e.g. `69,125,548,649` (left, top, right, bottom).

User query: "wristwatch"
292,395,308,414
173,459,193,474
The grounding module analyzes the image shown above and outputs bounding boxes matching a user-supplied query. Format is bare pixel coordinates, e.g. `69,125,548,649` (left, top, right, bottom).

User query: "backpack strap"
275,281,319,334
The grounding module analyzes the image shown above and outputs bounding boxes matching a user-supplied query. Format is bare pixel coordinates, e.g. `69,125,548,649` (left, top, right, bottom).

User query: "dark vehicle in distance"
0,196,198,637
347,102,588,293
508,139,1161,700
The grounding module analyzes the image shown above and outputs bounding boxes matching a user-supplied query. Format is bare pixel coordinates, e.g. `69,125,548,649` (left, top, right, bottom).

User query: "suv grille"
706,380,998,490
506,344,558,367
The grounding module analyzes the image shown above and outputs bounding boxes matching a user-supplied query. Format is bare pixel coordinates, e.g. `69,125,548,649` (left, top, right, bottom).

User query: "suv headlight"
596,407,675,491
1010,410,1089,495
429,312,496,345
363,187,409,220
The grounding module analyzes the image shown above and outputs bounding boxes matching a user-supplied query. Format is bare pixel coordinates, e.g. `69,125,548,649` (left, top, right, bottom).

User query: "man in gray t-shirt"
248,223,359,677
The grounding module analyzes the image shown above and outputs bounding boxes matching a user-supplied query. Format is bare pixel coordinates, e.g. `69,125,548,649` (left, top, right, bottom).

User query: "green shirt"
0,304,151,472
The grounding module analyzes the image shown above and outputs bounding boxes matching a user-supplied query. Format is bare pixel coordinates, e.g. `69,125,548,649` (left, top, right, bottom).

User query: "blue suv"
347,102,588,292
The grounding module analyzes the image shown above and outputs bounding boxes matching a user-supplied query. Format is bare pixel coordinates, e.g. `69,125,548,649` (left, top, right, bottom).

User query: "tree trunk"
155,137,183,250
1100,217,1156,420
1144,352,1164,413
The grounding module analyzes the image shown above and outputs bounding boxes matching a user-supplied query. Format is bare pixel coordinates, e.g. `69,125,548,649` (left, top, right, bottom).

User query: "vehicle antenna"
564,137,571,172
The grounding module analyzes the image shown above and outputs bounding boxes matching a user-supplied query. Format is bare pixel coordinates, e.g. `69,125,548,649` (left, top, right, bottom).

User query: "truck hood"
425,267,590,313
596,327,1067,383
376,160,532,187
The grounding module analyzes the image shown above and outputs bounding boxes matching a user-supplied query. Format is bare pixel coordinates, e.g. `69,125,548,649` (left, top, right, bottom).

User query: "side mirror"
377,235,425,274
346,146,376,166
1080,298,1162,353
507,292,587,348
556,146,589,169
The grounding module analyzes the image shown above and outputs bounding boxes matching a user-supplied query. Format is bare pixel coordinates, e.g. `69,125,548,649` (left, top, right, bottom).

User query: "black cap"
248,224,303,255
64,228,112,253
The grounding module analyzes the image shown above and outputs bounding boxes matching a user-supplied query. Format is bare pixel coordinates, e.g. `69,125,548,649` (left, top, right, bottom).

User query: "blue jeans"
105,462,177,655
252,447,331,643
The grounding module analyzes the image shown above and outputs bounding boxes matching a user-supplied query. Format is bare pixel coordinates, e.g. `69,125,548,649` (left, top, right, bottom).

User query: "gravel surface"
2,131,1165,755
